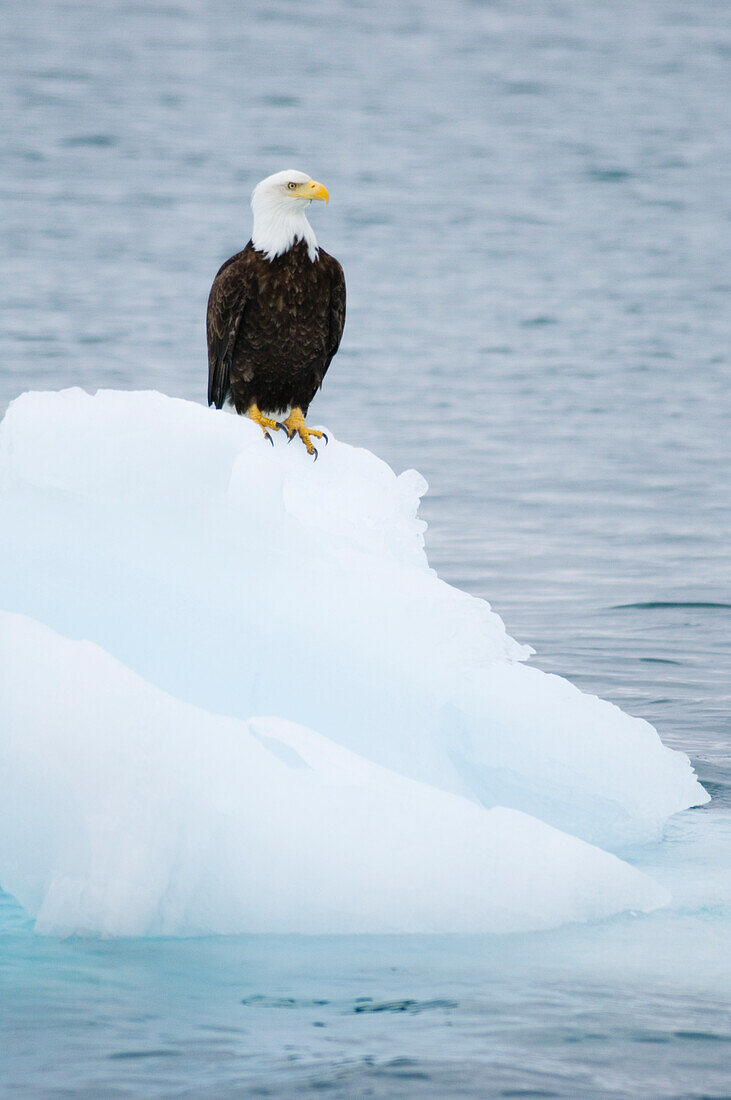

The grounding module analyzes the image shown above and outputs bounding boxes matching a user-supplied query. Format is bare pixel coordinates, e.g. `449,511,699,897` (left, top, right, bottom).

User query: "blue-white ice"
0,389,708,936
1,612,670,936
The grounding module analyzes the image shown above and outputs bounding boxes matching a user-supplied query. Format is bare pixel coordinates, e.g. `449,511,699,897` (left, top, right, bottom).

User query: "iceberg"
0,611,668,936
0,388,707,935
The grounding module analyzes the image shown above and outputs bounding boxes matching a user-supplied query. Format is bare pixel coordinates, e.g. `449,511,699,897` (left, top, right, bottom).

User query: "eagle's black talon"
320,431,329,445
276,422,292,439
311,446,318,461
264,431,274,447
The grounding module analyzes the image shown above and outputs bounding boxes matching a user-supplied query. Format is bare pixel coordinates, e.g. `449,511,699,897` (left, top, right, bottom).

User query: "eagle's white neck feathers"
250,170,319,262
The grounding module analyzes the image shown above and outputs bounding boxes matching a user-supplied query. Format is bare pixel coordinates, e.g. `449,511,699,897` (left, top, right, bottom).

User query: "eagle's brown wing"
206,248,254,410
323,252,346,376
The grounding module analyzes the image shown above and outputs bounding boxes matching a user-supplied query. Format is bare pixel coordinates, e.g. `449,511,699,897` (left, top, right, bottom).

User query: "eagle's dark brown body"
207,239,346,416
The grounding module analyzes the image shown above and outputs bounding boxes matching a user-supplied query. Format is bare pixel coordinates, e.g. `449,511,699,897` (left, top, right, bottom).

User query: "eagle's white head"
251,169,329,263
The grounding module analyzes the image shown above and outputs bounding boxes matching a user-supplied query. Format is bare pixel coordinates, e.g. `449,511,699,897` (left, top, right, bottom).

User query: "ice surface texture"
0,611,670,936
0,390,707,935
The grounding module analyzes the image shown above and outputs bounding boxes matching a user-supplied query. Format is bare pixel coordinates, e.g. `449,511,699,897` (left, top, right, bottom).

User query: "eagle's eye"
287,182,298,191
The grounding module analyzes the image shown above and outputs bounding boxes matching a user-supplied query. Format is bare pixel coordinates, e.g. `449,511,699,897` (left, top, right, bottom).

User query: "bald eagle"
207,170,346,456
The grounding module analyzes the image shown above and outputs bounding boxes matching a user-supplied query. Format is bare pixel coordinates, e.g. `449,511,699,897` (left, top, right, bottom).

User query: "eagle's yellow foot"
247,403,281,445
278,408,328,458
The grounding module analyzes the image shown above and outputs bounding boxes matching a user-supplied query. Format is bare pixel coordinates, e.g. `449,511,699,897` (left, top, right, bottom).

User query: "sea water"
1,0,730,1095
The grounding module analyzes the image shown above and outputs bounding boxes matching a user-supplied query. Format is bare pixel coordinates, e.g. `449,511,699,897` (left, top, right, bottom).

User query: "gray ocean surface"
1,1,730,1096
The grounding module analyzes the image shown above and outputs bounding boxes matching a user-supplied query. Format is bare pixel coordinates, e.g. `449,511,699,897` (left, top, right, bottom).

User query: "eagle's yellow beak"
304,179,329,204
